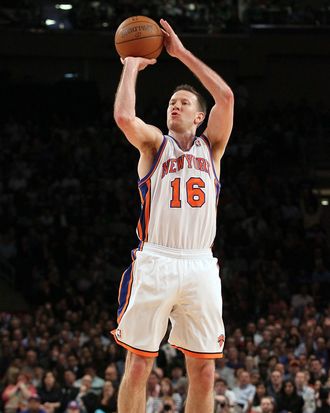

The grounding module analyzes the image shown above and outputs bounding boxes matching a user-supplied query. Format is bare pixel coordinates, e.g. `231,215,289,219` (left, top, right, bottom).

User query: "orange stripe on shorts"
111,330,158,358
170,343,224,359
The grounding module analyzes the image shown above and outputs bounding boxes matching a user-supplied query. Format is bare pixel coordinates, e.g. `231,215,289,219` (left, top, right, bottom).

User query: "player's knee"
190,361,215,392
126,353,153,387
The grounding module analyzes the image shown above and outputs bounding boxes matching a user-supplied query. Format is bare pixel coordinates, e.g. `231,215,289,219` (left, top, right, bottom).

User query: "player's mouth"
171,111,180,117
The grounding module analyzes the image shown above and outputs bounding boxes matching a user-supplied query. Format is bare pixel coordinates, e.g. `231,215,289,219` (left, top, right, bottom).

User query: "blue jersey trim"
200,134,221,185
167,134,197,152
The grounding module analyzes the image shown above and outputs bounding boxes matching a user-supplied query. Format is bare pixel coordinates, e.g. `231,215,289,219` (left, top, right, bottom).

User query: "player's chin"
167,118,180,128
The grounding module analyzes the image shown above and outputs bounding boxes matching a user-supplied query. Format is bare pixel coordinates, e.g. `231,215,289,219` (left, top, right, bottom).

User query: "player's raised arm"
114,57,163,152
160,19,234,162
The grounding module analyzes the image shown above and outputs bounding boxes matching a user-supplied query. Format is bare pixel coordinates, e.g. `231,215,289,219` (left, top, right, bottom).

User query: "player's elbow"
214,85,234,106
114,111,135,129
222,87,234,104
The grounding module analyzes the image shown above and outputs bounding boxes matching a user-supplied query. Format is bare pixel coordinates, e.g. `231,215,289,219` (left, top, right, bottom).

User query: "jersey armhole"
138,135,168,186
200,134,221,184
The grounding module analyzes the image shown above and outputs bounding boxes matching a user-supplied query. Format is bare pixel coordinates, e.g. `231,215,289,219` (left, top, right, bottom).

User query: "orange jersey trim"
111,330,158,358
170,343,224,359
137,187,144,239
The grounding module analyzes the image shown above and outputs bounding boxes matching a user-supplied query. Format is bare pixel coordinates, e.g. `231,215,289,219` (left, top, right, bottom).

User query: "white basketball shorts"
112,242,225,358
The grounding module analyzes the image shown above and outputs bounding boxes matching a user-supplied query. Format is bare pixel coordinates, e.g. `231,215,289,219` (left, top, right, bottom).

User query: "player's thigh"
182,256,222,319
169,257,224,354
117,252,178,352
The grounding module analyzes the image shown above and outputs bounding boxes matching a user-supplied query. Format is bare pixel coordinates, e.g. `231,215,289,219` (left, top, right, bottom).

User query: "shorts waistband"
141,242,213,259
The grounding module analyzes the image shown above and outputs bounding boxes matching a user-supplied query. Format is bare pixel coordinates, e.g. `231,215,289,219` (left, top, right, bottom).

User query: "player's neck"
168,130,196,151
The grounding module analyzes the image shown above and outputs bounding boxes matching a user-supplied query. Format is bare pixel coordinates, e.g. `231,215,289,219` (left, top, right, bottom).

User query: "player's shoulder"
198,133,211,148
163,134,176,147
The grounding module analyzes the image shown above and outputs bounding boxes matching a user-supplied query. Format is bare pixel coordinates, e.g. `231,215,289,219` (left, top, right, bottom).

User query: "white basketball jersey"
137,134,221,249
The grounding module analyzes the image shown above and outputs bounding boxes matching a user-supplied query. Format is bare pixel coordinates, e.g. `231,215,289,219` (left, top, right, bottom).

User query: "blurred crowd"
0,87,330,413
1,0,330,32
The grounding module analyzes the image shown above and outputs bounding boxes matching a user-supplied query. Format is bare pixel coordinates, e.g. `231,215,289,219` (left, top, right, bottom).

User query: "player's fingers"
120,58,125,64
160,18,174,34
160,28,169,37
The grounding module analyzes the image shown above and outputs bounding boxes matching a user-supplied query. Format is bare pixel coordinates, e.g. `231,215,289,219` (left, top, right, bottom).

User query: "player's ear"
194,112,205,126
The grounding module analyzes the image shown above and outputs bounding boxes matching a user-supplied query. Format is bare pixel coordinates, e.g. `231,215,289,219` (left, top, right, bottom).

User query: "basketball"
114,16,164,59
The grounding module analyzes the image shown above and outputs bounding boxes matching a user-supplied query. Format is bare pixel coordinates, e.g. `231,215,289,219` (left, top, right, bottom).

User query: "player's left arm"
160,19,234,162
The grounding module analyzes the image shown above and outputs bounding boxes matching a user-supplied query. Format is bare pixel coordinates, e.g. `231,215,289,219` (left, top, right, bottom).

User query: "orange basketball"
115,16,164,59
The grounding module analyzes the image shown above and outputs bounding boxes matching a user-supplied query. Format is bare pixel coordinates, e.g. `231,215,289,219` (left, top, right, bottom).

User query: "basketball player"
113,19,234,413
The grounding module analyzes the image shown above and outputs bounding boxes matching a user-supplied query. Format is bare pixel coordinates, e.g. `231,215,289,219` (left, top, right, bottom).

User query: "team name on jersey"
161,154,211,179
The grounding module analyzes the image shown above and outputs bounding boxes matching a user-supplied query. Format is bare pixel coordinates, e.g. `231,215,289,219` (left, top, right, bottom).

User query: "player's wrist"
175,46,190,61
123,56,138,66
122,57,141,73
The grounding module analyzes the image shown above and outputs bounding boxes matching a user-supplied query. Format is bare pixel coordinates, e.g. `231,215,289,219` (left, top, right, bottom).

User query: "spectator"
214,394,231,413
95,381,117,413
316,389,330,413
214,378,236,412
1,366,20,397
309,360,327,385
258,397,275,413
21,396,46,413
159,378,182,413
64,401,81,413
170,365,184,390
215,358,236,390
66,356,81,379
314,338,329,370
267,370,283,401
252,382,267,410
38,372,62,413
254,319,267,347
288,359,302,380
314,380,324,410
2,372,37,413
227,347,244,370
104,364,119,389
291,286,314,310
60,371,79,412
146,371,162,413
295,371,316,413
277,379,304,413
173,377,188,410
74,367,104,396
75,375,98,413
159,396,176,413
233,371,256,412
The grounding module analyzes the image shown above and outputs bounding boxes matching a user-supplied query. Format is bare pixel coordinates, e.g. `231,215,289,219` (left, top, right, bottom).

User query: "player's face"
167,90,204,132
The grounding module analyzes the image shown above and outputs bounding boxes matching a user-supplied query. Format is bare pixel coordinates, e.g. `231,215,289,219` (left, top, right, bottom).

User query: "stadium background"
0,1,329,413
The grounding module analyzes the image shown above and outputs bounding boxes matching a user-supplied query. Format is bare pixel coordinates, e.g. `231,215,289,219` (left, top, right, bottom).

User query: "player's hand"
120,56,157,71
160,19,186,58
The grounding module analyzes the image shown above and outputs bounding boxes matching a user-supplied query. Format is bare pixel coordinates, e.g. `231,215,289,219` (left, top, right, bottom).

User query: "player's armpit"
115,115,163,152
203,92,234,162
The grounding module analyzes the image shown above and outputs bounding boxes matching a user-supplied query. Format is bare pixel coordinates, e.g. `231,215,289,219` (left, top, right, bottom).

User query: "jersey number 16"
170,177,205,208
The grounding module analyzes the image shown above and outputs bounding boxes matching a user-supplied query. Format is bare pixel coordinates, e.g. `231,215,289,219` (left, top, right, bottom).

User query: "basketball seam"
115,35,164,46
142,44,163,58
116,18,162,31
